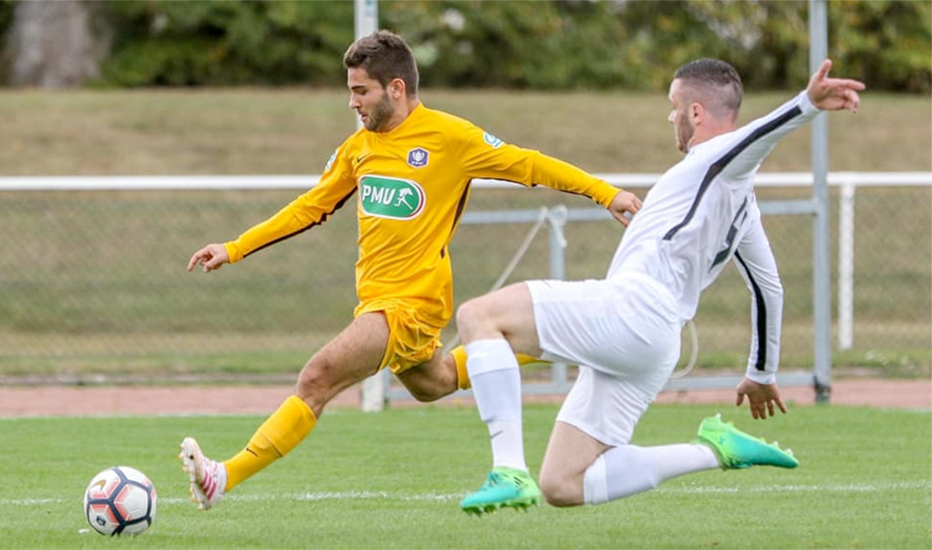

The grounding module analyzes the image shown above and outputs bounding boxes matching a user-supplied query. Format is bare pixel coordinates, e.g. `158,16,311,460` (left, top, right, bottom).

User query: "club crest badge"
407,147,429,168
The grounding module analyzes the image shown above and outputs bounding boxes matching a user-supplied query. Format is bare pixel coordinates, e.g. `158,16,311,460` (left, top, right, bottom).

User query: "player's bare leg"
395,351,460,402
294,312,388,417
538,421,608,507
180,314,388,511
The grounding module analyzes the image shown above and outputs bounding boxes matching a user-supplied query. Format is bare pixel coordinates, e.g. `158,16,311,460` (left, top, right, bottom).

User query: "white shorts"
526,274,681,446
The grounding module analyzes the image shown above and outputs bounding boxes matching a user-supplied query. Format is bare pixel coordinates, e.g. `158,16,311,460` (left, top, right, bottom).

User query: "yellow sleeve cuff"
592,184,622,209
224,241,244,264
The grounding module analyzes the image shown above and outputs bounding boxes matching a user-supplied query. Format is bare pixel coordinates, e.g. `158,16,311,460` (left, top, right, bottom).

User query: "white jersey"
608,91,821,384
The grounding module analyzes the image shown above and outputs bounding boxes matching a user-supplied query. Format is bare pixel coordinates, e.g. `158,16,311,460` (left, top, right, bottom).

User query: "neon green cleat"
460,467,541,516
696,414,799,470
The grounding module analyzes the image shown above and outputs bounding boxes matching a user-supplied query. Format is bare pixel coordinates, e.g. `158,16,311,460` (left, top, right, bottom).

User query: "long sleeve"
455,123,619,208
224,145,357,263
721,91,821,182
732,208,783,384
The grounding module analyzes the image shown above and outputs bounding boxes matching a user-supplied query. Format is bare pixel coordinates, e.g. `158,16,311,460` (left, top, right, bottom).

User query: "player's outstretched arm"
736,377,788,420
187,243,230,273
807,59,866,113
607,190,641,227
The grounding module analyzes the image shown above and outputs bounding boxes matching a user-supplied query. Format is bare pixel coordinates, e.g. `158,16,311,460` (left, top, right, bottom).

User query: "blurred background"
0,0,929,386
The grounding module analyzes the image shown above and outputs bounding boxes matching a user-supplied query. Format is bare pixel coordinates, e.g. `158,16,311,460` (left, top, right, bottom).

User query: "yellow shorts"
355,298,447,374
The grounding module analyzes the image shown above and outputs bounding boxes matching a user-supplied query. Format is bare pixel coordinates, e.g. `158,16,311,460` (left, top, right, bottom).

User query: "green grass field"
1,404,930,549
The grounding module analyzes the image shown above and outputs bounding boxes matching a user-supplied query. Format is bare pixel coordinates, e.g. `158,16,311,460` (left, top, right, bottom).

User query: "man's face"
347,67,395,132
667,79,694,154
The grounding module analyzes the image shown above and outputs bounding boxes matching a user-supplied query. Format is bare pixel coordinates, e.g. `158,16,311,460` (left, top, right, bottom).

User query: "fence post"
838,179,856,350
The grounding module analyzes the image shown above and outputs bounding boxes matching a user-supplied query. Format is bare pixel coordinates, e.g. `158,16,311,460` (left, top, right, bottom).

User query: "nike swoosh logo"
490,430,504,440
357,153,370,163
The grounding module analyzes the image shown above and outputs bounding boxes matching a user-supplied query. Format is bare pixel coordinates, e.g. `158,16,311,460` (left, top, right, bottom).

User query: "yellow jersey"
224,103,619,325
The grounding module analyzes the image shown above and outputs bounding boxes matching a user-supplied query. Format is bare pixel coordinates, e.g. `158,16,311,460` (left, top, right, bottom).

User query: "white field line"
5,481,929,507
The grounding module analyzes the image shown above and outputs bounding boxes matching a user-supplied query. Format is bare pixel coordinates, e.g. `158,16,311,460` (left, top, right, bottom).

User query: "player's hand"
608,190,641,227
806,59,865,113
187,243,230,273
736,377,788,420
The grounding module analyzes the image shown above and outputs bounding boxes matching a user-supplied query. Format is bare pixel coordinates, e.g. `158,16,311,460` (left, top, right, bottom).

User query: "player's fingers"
847,90,860,113
205,256,226,272
776,396,788,415
838,78,866,91
767,400,776,417
187,252,205,272
815,59,832,81
736,392,745,407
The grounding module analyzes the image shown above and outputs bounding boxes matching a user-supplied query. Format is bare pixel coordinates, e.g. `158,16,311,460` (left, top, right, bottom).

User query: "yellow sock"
452,345,471,390
516,353,546,366
450,346,548,391
223,395,316,491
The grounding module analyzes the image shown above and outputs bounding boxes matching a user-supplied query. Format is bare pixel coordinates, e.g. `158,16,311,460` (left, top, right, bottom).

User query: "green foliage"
831,0,932,92
98,0,355,86
1,405,930,548
63,0,930,91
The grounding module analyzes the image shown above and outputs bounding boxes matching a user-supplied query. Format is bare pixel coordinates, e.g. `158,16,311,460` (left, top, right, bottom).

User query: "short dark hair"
673,58,743,118
343,30,419,97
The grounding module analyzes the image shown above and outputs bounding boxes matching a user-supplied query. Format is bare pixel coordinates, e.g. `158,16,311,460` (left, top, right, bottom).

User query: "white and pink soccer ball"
83,466,157,536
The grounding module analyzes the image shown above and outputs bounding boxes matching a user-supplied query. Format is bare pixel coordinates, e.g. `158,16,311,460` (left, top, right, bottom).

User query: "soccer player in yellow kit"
180,30,641,511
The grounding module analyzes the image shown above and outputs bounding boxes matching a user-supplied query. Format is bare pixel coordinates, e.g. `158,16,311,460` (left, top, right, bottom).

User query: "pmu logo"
407,147,429,168
359,175,425,220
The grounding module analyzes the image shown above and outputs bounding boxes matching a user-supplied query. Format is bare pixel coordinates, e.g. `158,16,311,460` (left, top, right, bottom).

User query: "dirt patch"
0,378,928,417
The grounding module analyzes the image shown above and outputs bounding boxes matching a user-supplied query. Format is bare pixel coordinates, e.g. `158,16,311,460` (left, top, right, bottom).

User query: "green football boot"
460,467,541,515
696,414,799,470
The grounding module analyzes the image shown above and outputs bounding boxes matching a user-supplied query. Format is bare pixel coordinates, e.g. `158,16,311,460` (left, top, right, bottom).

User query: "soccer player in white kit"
456,58,865,514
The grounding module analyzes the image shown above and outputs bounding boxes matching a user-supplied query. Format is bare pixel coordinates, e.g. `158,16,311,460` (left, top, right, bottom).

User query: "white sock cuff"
465,339,519,377
583,454,609,505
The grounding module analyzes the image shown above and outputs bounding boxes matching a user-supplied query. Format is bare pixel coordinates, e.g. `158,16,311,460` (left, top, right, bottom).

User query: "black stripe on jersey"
662,105,803,241
710,197,749,270
442,183,472,259
244,188,357,259
734,251,767,372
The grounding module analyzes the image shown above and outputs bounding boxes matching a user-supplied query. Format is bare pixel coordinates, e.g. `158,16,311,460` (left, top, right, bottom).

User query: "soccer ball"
83,466,157,536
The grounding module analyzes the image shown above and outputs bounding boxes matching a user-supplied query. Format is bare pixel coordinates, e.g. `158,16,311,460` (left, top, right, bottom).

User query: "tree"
4,0,109,88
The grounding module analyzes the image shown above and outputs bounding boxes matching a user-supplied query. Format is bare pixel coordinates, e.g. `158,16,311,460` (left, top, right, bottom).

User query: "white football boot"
179,437,227,510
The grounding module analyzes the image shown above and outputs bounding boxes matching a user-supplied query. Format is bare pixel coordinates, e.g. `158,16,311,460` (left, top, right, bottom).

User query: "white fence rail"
2,171,928,405
1,171,930,191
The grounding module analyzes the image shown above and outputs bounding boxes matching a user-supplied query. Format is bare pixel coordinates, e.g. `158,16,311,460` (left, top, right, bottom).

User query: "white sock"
465,339,526,472
583,444,718,505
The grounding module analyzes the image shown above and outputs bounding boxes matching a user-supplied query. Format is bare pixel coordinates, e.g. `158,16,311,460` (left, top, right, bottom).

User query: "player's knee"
455,297,492,340
295,358,337,410
539,473,584,508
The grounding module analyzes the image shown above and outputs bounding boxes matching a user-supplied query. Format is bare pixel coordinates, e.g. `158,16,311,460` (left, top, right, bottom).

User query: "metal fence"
0,174,928,397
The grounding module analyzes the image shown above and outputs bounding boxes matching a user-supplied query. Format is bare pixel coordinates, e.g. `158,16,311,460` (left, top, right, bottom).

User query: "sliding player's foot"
696,414,798,470
460,467,541,515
